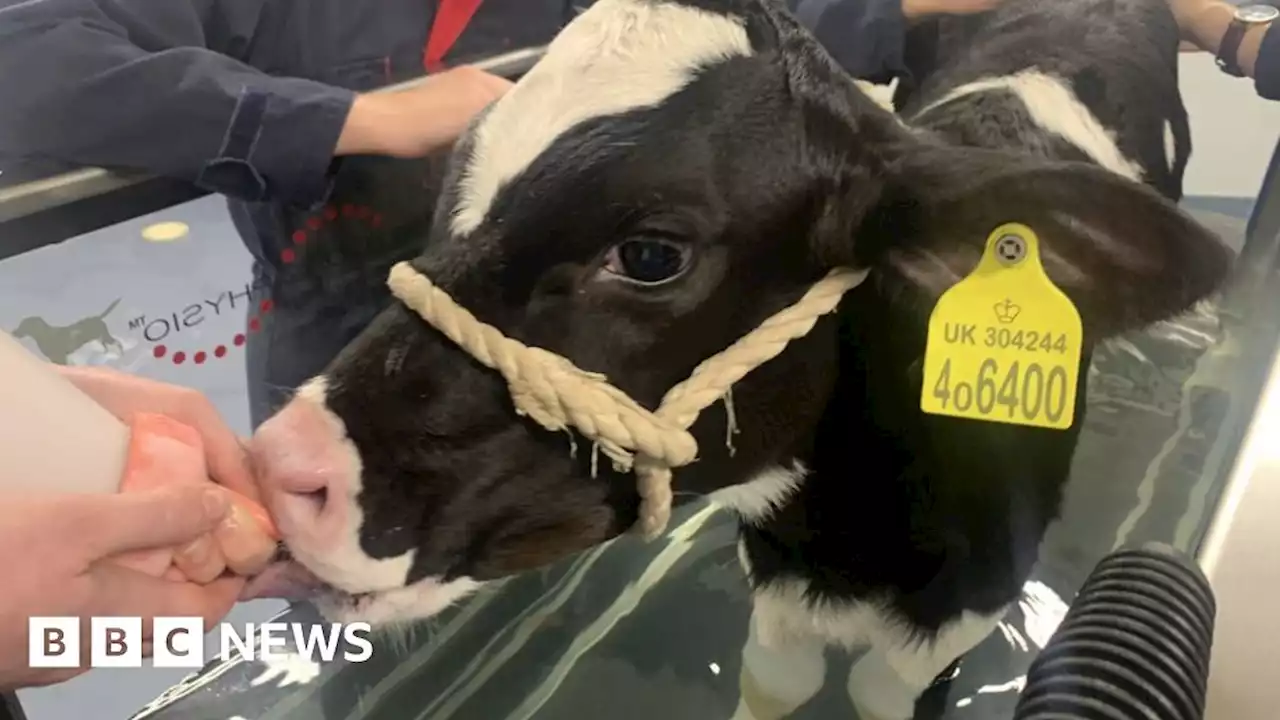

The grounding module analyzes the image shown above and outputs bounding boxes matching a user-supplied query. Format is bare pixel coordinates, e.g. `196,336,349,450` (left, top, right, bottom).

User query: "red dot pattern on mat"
154,204,381,365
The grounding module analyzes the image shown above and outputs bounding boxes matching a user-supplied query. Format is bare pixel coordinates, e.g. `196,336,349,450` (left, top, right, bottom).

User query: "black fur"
895,0,1191,200
294,0,1231,644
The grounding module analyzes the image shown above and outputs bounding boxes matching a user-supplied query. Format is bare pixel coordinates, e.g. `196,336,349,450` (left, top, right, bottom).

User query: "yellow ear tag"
919,223,1083,429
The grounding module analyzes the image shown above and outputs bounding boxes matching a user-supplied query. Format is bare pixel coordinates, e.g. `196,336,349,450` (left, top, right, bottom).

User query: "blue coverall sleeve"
1255,26,1280,101
0,0,354,207
793,0,911,83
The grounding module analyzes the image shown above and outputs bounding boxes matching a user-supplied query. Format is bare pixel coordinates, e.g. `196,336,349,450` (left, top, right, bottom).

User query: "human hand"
1167,0,1213,28
1165,0,1231,49
336,65,515,158
0,486,238,690
902,0,1005,19
55,366,275,579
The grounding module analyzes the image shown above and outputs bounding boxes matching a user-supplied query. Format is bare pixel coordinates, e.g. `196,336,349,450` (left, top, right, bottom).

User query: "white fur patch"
318,576,483,627
735,538,1007,719
742,552,1003,658
748,575,890,651
1163,119,1176,173
449,0,753,236
915,69,1144,182
294,376,329,405
709,461,807,523
736,603,829,719
287,380,484,626
748,571,1005,719
288,377,416,594
854,79,895,113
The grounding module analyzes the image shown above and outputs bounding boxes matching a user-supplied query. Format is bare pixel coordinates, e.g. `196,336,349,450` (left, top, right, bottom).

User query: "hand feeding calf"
245,0,1231,717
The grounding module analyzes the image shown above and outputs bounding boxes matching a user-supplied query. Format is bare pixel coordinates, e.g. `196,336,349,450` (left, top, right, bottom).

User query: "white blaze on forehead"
915,69,1145,182
450,0,754,237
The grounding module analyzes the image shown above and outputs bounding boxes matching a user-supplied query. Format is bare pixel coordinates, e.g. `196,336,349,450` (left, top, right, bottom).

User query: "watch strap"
1218,14,1249,77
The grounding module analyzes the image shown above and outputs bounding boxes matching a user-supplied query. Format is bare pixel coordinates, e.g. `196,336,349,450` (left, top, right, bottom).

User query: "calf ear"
852,141,1234,340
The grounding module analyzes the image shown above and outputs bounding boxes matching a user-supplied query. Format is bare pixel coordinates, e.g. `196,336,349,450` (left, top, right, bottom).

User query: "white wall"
867,53,1278,202
1180,52,1280,199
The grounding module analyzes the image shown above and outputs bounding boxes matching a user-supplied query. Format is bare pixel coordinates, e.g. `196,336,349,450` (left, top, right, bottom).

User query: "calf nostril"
292,487,328,517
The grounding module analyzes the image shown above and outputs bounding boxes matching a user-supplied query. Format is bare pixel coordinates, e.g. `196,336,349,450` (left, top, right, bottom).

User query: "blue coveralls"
0,0,914,427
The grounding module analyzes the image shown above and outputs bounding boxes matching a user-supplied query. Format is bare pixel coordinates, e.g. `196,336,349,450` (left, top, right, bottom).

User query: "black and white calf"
895,0,1190,200
247,0,1231,717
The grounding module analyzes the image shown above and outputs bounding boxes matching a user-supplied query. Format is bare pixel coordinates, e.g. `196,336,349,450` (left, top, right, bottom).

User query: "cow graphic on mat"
12,299,125,364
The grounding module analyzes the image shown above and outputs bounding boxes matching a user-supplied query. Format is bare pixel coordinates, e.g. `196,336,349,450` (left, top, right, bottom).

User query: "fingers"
198,427,261,505
213,504,277,575
101,488,272,583
70,485,230,562
111,547,177,578
173,496,276,579
453,65,514,103
85,563,243,631
172,535,228,584
225,490,280,541
477,70,515,96
80,486,273,584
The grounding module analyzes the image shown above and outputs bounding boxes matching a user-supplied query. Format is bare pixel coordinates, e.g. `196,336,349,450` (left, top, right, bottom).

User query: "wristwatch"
1217,3,1279,77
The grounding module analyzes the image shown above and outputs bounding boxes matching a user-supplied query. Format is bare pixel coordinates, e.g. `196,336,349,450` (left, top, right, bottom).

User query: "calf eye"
602,236,692,285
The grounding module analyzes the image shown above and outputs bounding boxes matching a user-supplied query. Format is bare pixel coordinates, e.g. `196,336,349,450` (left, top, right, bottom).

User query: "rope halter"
387,261,871,540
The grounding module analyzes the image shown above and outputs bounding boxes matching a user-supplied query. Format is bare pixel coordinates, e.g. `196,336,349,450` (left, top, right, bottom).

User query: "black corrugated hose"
1011,542,1217,719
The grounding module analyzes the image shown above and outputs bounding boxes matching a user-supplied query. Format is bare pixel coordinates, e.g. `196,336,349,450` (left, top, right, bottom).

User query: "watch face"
1239,5,1280,23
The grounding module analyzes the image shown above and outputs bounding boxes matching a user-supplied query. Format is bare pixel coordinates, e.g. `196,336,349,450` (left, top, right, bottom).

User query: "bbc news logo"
28,617,373,668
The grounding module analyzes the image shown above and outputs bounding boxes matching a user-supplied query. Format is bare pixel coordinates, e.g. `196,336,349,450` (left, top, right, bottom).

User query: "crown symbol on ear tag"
919,223,1084,430
993,299,1021,324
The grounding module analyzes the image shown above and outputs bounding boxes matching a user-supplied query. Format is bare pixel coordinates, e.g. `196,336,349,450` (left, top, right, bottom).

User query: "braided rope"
387,261,871,539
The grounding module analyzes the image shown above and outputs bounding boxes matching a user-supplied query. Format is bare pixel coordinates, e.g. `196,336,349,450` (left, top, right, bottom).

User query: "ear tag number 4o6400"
920,223,1083,430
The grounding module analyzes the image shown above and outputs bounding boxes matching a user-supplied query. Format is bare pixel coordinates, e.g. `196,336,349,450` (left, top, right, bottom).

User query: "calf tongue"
240,559,327,601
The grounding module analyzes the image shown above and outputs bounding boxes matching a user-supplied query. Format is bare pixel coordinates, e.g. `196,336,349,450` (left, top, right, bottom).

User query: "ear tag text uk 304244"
920,223,1083,429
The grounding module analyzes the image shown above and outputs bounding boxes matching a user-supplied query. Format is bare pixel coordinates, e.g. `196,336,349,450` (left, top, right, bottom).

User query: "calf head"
248,0,1231,624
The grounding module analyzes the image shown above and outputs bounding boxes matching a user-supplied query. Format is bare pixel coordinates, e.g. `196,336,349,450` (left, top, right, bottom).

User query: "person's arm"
1258,25,1280,100
0,0,355,207
796,0,912,82
796,0,1002,83
0,485,240,690
1170,0,1280,101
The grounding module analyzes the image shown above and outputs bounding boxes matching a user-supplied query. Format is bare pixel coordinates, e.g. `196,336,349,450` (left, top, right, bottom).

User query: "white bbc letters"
28,617,375,668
